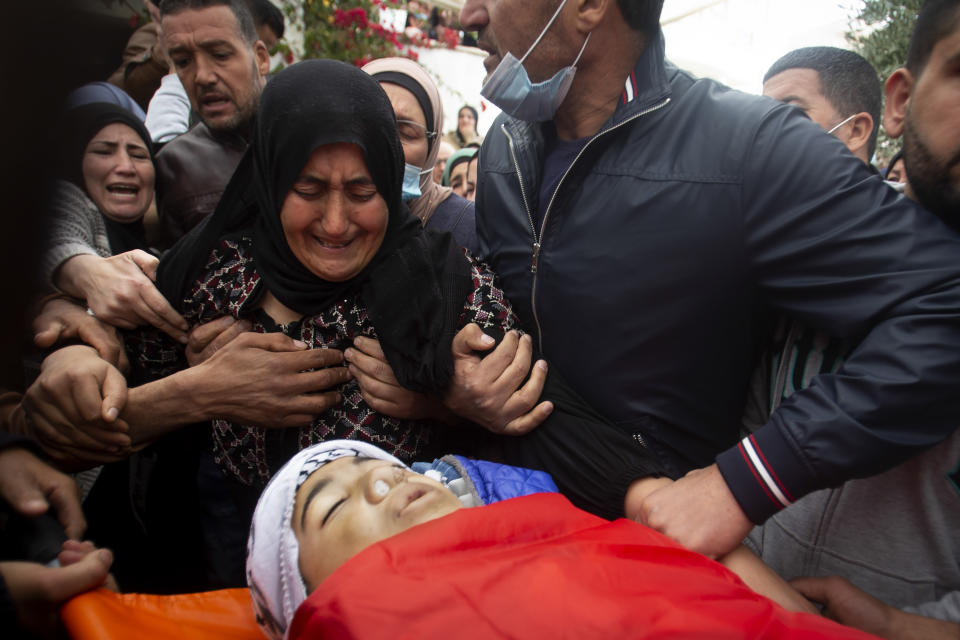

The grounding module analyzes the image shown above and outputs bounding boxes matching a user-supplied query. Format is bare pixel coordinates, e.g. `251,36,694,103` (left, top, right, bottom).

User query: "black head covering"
158,59,473,393
250,58,416,313
56,102,153,254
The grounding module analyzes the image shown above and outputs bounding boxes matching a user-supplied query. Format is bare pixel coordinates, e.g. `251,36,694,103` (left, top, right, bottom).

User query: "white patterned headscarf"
246,440,405,640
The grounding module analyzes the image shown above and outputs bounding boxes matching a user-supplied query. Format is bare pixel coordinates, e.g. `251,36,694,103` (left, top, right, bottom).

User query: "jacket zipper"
503,96,671,352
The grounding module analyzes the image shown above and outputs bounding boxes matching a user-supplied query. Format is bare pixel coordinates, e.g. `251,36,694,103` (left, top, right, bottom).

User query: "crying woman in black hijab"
148,60,522,496
41,102,188,341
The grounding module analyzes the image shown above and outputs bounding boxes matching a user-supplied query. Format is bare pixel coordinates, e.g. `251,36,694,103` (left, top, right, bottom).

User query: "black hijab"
57,102,153,254
158,60,473,393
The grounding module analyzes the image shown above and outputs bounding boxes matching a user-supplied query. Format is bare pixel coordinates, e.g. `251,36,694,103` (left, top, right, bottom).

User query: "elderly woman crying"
120,60,522,515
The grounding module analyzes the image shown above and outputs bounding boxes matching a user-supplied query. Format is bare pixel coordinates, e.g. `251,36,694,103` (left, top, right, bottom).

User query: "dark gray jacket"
476,28,960,524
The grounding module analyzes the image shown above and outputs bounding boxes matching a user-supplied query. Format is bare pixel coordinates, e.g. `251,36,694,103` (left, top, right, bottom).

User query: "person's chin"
102,205,148,223
201,110,240,133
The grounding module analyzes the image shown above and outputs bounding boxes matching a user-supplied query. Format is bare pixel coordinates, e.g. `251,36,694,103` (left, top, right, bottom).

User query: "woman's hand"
345,336,449,422
53,250,189,342
20,346,132,471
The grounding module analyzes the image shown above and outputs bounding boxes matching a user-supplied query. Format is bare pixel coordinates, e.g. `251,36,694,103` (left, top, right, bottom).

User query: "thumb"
45,549,113,602
33,325,61,349
249,331,309,353
129,250,160,281
452,323,495,357
100,367,129,426
8,484,50,518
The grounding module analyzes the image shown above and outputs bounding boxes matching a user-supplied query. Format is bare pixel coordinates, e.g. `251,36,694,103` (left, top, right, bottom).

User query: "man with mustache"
153,0,270,248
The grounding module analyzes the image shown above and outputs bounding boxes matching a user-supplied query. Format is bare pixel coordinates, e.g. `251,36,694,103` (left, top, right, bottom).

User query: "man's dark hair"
763,46,882,158
617,0,664,34
906,0,960,75
248,0,285,40
159,0,258,44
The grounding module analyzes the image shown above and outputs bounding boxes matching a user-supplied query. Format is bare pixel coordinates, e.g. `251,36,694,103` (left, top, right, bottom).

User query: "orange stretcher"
61,587,264,640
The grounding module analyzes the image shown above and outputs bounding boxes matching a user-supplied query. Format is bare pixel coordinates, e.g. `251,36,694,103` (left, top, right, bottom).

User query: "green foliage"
846,0,924,163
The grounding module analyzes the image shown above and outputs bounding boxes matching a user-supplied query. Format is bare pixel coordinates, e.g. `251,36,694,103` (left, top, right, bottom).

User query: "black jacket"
476,29,960,524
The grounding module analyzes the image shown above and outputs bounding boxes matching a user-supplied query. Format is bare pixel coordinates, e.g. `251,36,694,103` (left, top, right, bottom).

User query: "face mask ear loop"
827,113,857,135
417,165,433,189
519,0,569,65
571,31,591,68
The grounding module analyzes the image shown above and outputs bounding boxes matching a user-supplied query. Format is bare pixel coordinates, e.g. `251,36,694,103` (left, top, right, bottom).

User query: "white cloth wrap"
246,440,404,640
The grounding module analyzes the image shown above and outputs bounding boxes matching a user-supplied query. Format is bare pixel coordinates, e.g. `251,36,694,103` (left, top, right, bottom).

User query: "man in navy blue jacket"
447,0,960,560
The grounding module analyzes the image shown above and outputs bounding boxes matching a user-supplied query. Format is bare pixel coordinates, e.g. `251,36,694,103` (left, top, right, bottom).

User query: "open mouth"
106,184,140,196
313,236,353,250
200,94,231,111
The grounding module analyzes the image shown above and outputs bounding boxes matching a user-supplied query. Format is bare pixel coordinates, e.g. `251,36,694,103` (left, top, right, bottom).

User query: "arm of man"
21,334,350,463
121,332,351,446
351,255,554,432
345,328,553,432
18,345,132,471
443,325,553,434
54,251,189,342
644,105,960,556
33,296,129,371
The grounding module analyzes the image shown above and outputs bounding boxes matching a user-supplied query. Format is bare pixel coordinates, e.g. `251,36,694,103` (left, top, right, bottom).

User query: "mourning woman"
42,102,187,340
363,57,477,254
121,60,519,538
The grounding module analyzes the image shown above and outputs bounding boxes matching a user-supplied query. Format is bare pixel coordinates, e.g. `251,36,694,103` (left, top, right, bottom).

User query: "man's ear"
574,0,610,32
844,112,874,160
883,68,913,139
254,40,271,78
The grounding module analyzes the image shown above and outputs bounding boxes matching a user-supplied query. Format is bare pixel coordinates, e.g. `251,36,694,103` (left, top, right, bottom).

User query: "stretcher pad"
62,587,263,639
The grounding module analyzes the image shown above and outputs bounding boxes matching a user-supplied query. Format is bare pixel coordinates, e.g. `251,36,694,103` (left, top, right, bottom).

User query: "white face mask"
826,113,857,135
480,0,590,122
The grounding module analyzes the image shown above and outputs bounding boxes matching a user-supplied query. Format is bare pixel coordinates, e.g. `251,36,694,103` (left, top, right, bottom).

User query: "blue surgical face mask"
480,0,590,122
402,162,432,201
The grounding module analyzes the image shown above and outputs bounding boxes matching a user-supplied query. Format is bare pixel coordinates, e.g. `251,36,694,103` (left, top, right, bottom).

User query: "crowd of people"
1,0,959,638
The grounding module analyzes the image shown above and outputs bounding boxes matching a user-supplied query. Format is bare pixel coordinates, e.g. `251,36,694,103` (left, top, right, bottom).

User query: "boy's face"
293,457,463,590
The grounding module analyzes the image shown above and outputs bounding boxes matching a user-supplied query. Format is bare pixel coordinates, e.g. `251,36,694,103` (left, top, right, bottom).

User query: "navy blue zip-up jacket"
475,29,960,524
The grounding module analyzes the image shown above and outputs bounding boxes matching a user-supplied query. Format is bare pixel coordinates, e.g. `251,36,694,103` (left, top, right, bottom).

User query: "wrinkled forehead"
162,5,247,47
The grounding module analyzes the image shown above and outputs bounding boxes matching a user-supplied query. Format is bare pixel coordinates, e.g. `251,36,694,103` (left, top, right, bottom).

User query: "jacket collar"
607,27,672,128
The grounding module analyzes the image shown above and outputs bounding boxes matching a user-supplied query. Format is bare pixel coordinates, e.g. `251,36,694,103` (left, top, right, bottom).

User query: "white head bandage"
246,440,405,640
